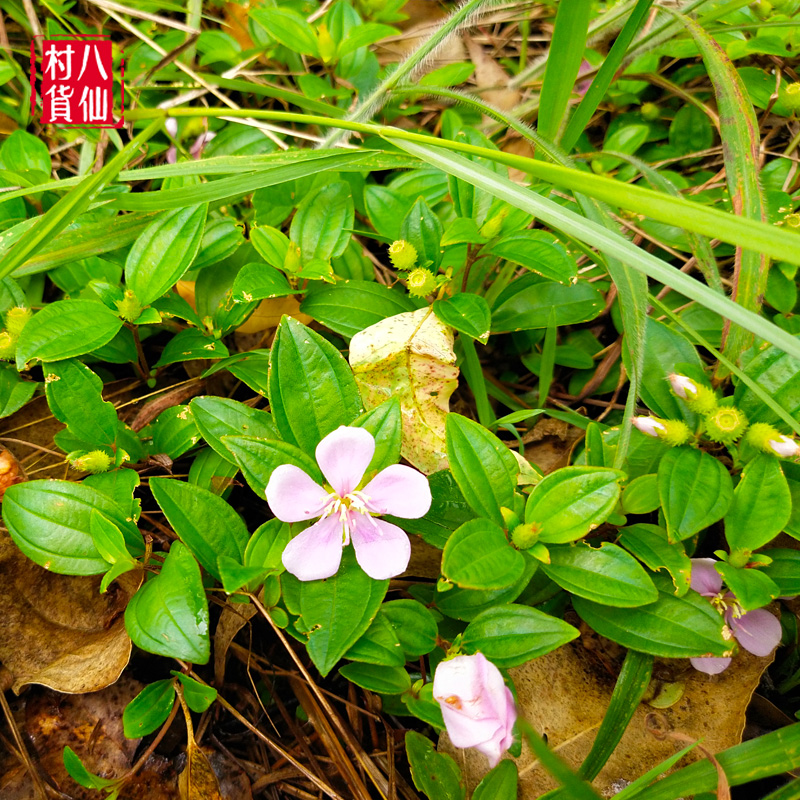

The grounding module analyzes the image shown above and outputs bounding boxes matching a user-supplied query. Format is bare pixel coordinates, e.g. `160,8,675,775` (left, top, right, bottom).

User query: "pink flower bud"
433,653,516,768
668,373,697,400
632,416,667,438
767,435,800,458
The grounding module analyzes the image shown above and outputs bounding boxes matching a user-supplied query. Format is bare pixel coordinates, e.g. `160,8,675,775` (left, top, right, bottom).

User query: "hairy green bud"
116,290,142,322
704,405,748,445
511,522,541,550
745,422,800,458
667,373,717,415
388,239,418,271
784,82,800,113
406,267,437,298
640,102,660,121
0,331,16,361
4,307,31,337
69,450,112,474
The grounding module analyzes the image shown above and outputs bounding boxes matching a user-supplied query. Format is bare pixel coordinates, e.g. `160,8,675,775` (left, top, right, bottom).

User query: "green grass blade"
759,777,800,800
631,722,800,800
612,742,700,800
561,0,654,152
389,139,800,361
112,151,372,210
680,12,769,364
458,336,495,427
538,310,557,409
0,118,163,282
537,0,592,143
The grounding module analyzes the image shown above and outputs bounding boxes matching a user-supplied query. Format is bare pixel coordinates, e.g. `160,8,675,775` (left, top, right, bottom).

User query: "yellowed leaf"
443,640,773,795
465,35,521,111
179,741,224,800
349,307,459,474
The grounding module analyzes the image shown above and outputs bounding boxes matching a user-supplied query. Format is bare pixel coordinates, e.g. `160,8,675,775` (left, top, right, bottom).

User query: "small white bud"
668,373,698,400
767,435,800,458
632,416,667,438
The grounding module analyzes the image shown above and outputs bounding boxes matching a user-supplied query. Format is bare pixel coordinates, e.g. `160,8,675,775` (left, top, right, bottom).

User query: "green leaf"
525,466,625,544
3,479,143,575
724,454,791,552
462,603,579,668
230,262,298,302
762,549,800,597
245,518,293,574
621,473,660,515
125,205,207,306
542,543,659,607
174,673,218,712
123,679,176,739
154,329,229,367
473,761,518,800
401,196,444,269
296,548,388,676
223,435,322,497
269,316,362,453
716,562,780,612
16,300,123,368
203,349,271,398
149,405,200,459
125,542,210,664
191,396,277,460
658,447,733,542
445,413,517,527
618,524,691,596
44,359,118,447
63,747,118,790
733,342,800,427
537,0,592,142
572,589,728,657
488,230,578,285
380,599,438,658
441,519,525,590
251,6,319,56
218,556,269,595
352,398,403,474
403,682,445,729
301,281,416,339
150,478,249,580
433,294,492,344
0,366,36,418
406,730,466,800
193,217,244,270
290,181,354,263
344,613,405,666
491,274,604,332
89,510,138,593
339,662,411,694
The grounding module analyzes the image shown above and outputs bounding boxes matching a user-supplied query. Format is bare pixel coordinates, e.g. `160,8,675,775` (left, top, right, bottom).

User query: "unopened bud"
116,290,142,322
479,211,506,240
69,450,112,474
0,331,16,360
784,82,800,113
746,422,800,458
406,267,437,298
632,416,667,438
388,240,417,271
317,23,337,63
704,405,748,445
668,373,717,415
284,242,302,273
641,102,660,121
511,522,540,550
4,307,31,337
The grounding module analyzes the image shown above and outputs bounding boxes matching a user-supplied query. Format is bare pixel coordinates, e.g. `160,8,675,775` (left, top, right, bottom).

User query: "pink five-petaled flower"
433,653,517,768
265,426,431,582
690,558,782,675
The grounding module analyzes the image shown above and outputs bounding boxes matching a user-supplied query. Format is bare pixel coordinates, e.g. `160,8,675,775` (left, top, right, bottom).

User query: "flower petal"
362,464,432,518
266,465,330,523
315,426,375,496
349,516,410,580
281,515,344,581
729,608,782,657
690,558,723,596
690,656,731,675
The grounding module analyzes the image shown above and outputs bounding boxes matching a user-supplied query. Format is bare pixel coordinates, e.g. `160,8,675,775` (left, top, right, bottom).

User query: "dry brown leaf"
502,137,538,184
179,741,224,800
443,640,773,795
349,307,459,474
0,530,137,694
214,599,257,686
519,417,585,475
465,35,521,112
